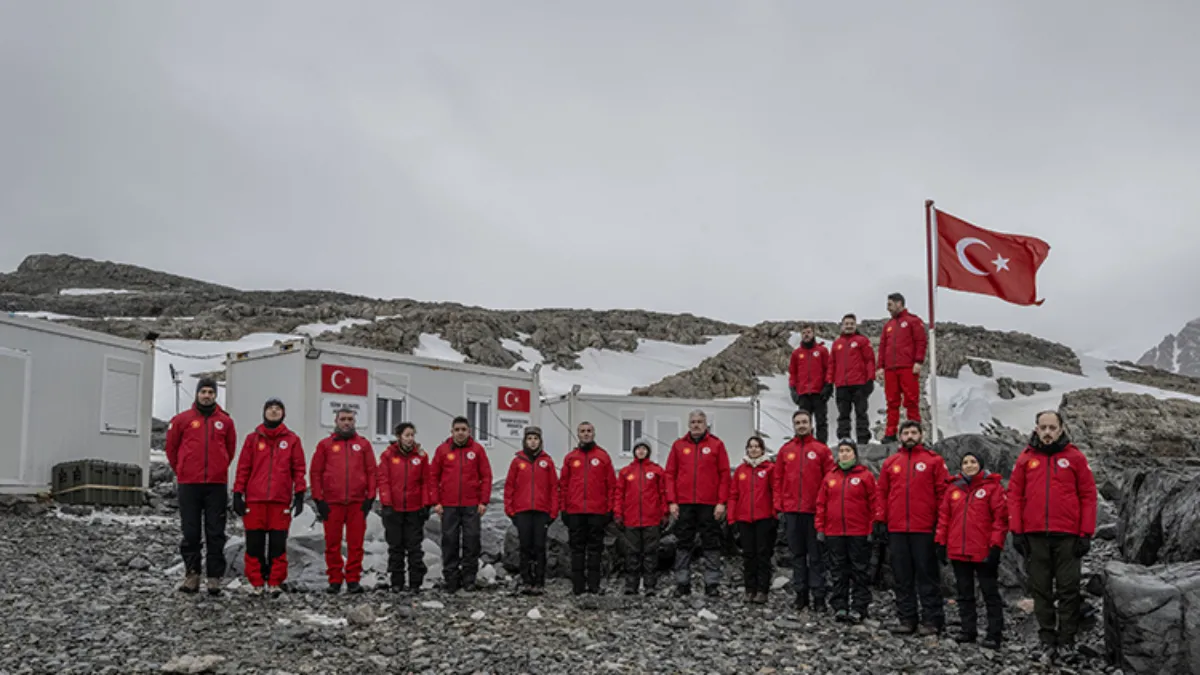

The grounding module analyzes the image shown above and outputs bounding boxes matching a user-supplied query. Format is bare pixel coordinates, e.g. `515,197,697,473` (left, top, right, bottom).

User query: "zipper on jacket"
961,481,972,558
748,467,755,521
402,450,409,511
840,470,848,535
203,416,210,481
1045,458,1053,533
458,446,464,507
345,436,350,503
905,450,912,531
266,434,275,502
692,438,698,503
530,453,536,513
638,461,644,526
797,437,805,510
582,450,589,512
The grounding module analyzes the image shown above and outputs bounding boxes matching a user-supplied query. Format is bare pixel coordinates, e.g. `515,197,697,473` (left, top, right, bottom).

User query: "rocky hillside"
1139,316,1200,377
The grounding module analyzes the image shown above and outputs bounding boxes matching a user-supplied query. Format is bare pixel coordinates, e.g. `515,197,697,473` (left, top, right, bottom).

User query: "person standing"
310,408,377,594
502,426,558,595
1008,411,1097,664
377,422,433,594
788,323,833,443
615,437,669,596
936,452,1008,649
876,420,949,635
431,416,493,593
877,293,928,443
815,439,877,624
165,377,237,595
728,436,776,605
773,409,835,612
232,397,306,596
829,314,877,445
665,410,731,597
559,421,617,595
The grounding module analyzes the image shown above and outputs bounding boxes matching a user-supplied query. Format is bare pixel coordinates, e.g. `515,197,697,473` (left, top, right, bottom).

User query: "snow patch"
300,613,347,628
53,509,175,528
537,335,740,396
59,288,135,296
501,338,545,366
293,318,372,337
413,334,467,362
9,311,79,320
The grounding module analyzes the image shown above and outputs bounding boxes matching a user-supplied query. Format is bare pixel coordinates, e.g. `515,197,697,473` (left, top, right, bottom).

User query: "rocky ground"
0,502,1116,675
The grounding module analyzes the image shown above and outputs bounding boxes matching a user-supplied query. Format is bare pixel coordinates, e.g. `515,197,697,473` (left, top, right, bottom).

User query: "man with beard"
829,314,876,445
789,324,834,443
559,421,617,595
1008,411,1097,665
165,377,237,595
310,408,377,594
431,416,493,593
876,420,949,635
665,410,731,597
773,409,835,611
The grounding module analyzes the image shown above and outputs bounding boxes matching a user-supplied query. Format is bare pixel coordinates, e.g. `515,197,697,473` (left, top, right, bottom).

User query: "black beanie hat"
961,451,985,471
263,398,286,414
196,377,218,395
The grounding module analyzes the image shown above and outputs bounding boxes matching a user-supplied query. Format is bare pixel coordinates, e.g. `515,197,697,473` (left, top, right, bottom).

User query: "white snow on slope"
10,310,79,320
531,335,741,396
293,318,372,337
500,338,544,365
59,288,135,296
414,334,467,362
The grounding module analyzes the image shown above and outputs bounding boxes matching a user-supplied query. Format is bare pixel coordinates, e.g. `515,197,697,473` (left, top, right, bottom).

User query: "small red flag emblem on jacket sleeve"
935,209,1051,306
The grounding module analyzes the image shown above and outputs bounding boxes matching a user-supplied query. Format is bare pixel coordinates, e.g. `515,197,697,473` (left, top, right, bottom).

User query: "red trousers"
323,502,366,584
884,368,921,435
243,501,292,587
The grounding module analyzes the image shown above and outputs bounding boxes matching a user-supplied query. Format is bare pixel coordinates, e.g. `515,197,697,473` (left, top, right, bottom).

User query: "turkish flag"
320,364,369,396
498,386,531,413
935,208,1051,306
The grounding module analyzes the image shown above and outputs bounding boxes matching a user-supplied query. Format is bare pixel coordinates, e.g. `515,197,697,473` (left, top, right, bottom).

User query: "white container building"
0,314,155,493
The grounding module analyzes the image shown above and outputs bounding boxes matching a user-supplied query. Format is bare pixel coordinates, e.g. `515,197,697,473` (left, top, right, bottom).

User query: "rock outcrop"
1106,362,1200,397
1139,316,1200,378
1103,560,1200,674
1118,470,1200,566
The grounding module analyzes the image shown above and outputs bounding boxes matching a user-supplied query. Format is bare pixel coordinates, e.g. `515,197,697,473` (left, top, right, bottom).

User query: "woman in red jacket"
815,439,876,624
377,422,433,594
935,452,1007,649
502,427,558,595
616,437,668,595
232,398,306,595
728,436,776,605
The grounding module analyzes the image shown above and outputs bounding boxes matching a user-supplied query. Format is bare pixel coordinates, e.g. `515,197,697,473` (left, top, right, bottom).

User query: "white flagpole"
925,200,941,442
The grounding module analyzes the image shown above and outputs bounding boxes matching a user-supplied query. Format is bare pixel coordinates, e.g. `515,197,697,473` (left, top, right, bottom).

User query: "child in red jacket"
728,436,776,605
615,437,668,595
377,422,433,594
815,439,877,624
502,427,558,595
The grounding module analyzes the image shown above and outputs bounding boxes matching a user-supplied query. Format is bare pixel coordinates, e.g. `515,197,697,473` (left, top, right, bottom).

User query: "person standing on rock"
788,323,833,443
665,410,732,597
815,439,877,624
876,420,949,635
615,437,669,596
431,416,493,593
232,398,306,596
773,409,835,612
829,314,876,445
1008,411,1097,663
165,376,237,595
503,426,558,595
559,421,617,595
728,436,777,604
876,293,928,443
377,422,433,594
310,407,377,594
935,451,1007,649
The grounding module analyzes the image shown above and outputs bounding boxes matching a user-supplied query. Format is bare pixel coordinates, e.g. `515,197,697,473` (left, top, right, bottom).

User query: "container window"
101,357,142,435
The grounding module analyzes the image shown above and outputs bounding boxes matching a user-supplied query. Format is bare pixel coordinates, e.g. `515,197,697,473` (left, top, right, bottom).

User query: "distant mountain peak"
1139,317,1200,377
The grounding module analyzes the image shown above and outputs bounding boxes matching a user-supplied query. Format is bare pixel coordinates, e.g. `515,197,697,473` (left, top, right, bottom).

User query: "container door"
0,347,31,485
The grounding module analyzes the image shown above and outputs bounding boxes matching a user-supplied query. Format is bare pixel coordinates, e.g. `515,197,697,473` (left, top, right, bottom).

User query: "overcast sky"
2,1,1197,360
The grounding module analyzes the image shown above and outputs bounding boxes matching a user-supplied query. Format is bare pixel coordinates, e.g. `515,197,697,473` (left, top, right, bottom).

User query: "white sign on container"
497,413,531,439
320,396,370,429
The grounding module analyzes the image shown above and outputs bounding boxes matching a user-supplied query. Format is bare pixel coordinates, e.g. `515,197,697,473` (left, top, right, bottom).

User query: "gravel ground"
0,506,1116,675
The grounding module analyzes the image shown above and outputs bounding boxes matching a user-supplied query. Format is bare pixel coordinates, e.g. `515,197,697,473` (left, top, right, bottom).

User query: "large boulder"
1117,470,1198,565
500,517,643,579
933,434,1022,479
1103,560,1200,673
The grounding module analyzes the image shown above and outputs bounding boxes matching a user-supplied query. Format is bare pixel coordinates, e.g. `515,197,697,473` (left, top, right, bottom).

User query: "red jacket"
1008,442,1098,537
665,433,731,506
773,435,835,514
789,341,831,395
615,457,669,528
728,460,775,523
815,464,877,537
310,433,377,504
875,444,950,533
879,309,928,370
430,438,493,508
233,423,306,503
165,404,237,484
377,443,433,512
503,450,559,518
558,445,616,515
936,471,1008,562
829,333,877,387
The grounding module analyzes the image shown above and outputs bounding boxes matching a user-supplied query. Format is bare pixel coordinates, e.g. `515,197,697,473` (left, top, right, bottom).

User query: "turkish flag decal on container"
498,386,531,413
320,364,369,396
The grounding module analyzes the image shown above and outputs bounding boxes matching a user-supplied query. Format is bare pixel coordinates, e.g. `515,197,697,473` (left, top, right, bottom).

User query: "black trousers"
673,503,723,587
835,383,873,444
795,393,830,443
623,525,661,591
564,513,608,593
1026,534,1083,646
441,506,481,588
243,529,287,582
827,535,871,614
513,511,551,587
784,512,825,600
178,483,228,578
952,559,1004,640
383,509,427,587
889,532,944,627
738,519,777,593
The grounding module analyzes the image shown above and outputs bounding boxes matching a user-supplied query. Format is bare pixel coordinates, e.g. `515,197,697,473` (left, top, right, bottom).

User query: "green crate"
51,459,144,506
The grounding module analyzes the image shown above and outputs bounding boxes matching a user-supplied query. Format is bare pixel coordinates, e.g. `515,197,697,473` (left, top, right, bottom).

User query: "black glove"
232,493,246,517
821,383,833,401
1012,533,1029,557
789,386,800,405
985,546,1002,568
381,506,395,516
816,532,826,543
291,492,305,517
361,497,375,515
873,522,888,541
1073,536,1092,558
315,500,330,522
935,544,947,565
420,505,431,522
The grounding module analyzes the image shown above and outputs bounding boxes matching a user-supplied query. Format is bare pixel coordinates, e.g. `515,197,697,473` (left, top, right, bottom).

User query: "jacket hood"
952,470,1000,490
255,422,291,439
389,441,423,456
631,436,654,462
839,462,869,475
1029,432,1072,455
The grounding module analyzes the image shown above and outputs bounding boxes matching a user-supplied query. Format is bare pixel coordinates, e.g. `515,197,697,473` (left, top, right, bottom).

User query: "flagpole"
925,199,940,442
